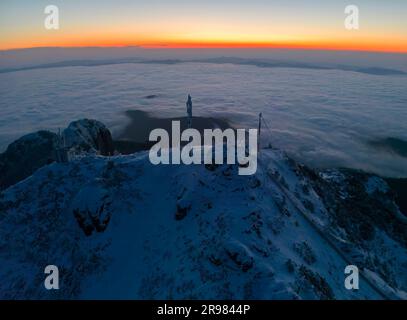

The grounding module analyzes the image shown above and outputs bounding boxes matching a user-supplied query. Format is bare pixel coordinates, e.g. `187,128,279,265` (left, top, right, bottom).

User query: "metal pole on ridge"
186,94,193,129
258,112,262,152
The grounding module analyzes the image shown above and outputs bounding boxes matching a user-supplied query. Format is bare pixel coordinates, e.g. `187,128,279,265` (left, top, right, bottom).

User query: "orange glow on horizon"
2,38,407,53
2,34,407,54
140,41,407,53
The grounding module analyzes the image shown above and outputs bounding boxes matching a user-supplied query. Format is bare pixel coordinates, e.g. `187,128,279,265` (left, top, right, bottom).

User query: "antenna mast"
258,113,262,152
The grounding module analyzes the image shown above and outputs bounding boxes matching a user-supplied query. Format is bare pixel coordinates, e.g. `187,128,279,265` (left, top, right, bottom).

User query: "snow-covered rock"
0,119,115,191
63,119,114,156
0,148,406,300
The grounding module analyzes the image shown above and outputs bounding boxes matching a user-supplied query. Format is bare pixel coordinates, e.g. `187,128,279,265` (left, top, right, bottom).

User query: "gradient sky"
1,0,406,52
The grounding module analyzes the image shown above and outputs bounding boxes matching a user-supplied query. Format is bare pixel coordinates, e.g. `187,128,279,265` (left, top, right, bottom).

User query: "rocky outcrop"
0,119,115,191
314,168,407,246
295,166,407,292
0,130,58,190
71,184,113,236
63,119,114,156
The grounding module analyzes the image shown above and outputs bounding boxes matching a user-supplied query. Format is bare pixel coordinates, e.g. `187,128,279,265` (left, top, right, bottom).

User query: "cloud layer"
0,61,406,177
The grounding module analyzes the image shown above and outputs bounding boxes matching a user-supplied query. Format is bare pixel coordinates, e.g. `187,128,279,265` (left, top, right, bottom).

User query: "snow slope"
0,148,406,299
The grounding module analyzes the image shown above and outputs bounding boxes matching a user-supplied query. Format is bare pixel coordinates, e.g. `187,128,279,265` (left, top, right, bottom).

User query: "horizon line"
1,44,407,55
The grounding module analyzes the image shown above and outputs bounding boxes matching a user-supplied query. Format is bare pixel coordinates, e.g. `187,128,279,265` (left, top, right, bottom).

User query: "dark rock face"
71,182,113,236
293,241,317,265
175,202,190,220
298,265,335,300
73,200,112,236
301,166,407,247
0,119,115,191
385,178,407,216
0,131,58,191
224,241,254,272
96,128,115,156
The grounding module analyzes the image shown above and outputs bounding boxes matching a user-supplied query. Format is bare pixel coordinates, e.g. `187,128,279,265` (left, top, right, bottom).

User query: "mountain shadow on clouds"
367,137,407,158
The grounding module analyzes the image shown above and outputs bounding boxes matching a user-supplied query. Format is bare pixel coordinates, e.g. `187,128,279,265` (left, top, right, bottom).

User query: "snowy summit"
0,120,406,299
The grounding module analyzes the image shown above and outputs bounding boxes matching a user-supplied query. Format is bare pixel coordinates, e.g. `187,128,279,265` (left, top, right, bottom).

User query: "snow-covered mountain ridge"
0,144,406,300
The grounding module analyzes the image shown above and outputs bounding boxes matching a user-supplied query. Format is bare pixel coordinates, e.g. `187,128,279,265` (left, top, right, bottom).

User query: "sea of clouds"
0,62,406,177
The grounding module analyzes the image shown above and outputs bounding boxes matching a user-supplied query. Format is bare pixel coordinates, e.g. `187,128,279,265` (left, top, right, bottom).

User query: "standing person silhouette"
186,94,193,128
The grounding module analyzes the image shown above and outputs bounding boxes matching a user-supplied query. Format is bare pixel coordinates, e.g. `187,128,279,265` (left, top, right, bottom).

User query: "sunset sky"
1,0,406,52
